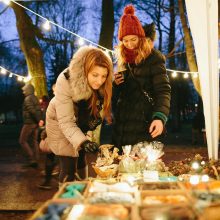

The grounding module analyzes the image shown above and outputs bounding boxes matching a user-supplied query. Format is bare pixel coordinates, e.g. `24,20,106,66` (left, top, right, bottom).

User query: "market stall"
30,143,220,220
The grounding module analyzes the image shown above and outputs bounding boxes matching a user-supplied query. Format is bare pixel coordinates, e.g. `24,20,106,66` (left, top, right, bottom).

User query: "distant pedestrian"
19,84,43,168
192,108,205,145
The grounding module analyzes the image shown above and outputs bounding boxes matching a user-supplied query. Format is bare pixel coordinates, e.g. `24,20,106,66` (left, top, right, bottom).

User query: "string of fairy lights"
0,0,206,82
0,65,31,82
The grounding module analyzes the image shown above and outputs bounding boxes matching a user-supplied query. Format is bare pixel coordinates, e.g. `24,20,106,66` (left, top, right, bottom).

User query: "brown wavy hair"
116,37,152,66
84,49,113,124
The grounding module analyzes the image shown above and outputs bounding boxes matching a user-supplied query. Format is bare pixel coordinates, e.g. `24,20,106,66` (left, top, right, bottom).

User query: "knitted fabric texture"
118,4,145,41
124,47,137,64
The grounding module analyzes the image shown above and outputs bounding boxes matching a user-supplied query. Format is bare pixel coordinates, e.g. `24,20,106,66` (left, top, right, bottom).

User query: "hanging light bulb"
171,71,177,78
23,77,28,83
183,72,189,79
24,75,32,82
2,0,10,5
42,20,51,31
78,38,84,46
17,76,23,82
193,72,198,78
9,73,13,77
104,49,111,58
1,68,7,74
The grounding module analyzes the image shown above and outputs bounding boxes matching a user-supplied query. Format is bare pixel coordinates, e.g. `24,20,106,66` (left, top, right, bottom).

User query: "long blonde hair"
84,49,113,124
116,37,152,67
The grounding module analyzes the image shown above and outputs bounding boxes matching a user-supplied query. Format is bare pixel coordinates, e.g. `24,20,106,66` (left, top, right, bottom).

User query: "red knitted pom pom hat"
118,4,145,41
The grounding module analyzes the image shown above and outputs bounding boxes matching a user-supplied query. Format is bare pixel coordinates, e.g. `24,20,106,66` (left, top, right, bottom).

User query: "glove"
81,140,99,153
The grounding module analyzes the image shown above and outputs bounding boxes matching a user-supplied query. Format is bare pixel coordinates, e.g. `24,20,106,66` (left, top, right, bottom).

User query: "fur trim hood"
66,46,94,102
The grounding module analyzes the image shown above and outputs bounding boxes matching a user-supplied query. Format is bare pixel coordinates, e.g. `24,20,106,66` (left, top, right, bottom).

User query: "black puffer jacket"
22,84,42,124
112,49,171,148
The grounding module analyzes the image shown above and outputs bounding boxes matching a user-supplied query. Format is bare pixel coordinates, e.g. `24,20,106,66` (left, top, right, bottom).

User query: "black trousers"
58,149,87,183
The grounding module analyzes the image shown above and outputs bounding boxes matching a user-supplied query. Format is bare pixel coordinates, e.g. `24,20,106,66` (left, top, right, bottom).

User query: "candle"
201,161,206,166
192,162,200,170
190,175,200,185
201,174,209,182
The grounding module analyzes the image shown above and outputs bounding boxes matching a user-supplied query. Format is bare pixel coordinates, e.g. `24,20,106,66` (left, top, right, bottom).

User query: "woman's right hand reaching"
114,72,124,85
81,140,99,153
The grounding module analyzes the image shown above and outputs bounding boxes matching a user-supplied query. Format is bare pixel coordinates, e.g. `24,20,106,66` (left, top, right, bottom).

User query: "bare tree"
9,2,47,97
37,0,87,82
133,0,170,51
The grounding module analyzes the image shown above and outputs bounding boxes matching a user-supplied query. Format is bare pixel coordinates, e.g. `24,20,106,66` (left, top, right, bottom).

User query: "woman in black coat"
112,5,171,151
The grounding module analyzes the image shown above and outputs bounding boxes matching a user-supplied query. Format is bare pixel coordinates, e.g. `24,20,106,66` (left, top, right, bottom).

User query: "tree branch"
0,5,9,15
38,36,73,45
0,39,20,45
166,37,184,58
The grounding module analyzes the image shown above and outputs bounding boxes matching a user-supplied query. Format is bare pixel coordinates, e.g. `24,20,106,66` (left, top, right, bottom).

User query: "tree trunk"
168,0,181,131
11,2,47,97
178,0,201,96
98,0,114,50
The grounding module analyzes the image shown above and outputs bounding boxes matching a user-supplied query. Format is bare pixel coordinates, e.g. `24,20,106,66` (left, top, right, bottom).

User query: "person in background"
192,97,205,145
46,46,112,185
19,84,44,168
112,5,171,152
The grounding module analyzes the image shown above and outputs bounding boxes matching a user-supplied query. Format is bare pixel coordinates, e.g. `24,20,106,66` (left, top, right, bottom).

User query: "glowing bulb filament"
183,73,189,78
43,20,51,31
171,71,177,78
1,68,7,74
78,38,84,46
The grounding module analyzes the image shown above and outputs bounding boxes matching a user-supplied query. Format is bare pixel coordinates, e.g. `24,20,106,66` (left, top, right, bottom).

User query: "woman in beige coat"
46,46,112,184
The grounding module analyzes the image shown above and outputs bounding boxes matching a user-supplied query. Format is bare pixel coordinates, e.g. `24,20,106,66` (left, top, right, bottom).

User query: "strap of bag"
127,64,154,106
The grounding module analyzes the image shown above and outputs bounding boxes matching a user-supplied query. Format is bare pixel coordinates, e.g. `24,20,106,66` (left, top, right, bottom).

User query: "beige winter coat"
46,46,97,157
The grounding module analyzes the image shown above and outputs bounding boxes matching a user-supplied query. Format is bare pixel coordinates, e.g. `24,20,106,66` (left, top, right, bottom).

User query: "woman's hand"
114,73,124,85
149,120,164,138
81,140,99,153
